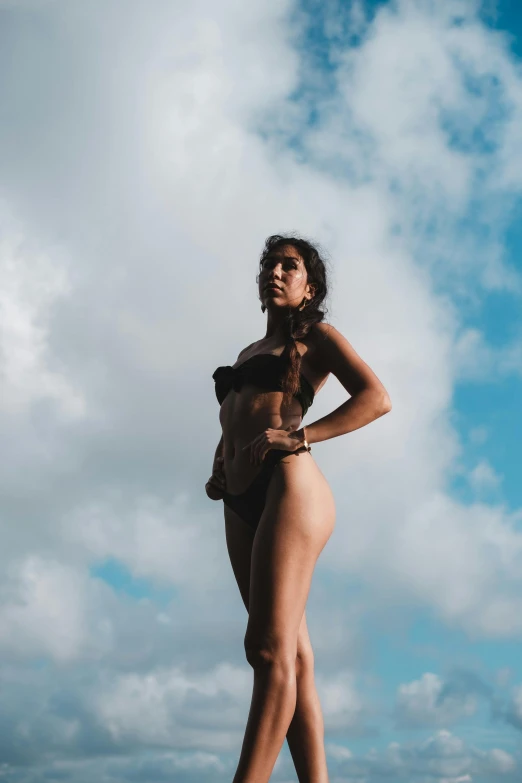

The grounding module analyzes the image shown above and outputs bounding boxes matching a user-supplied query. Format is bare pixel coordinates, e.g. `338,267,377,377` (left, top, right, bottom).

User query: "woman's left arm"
298,323,392,446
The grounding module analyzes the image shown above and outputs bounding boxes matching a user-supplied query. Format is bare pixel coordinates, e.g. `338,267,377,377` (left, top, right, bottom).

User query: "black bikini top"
212,353,315,416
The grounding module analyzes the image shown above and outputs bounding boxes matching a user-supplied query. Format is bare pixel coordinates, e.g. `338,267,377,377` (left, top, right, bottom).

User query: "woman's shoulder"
236,340,260,361
310,321,336,342
308,321,341,358
303,322,337,381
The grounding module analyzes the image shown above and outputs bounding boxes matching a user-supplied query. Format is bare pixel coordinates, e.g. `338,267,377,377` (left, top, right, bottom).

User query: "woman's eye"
262,261,297,270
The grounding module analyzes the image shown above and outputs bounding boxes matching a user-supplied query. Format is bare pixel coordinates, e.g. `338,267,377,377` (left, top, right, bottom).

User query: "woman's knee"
296,641,314,680
244,635,297,676
244,634,313,679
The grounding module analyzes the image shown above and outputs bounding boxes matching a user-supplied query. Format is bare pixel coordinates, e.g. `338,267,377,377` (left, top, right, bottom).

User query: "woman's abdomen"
219,387,303,495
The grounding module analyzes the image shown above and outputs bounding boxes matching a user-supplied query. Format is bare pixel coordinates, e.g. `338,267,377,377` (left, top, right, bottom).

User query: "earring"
298,298,307,311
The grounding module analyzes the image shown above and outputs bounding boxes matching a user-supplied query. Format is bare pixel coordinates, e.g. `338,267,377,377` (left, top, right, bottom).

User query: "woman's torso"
216,330,330,494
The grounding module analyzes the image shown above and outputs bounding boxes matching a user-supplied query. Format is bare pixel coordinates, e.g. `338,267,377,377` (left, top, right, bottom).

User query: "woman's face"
259,244,315,310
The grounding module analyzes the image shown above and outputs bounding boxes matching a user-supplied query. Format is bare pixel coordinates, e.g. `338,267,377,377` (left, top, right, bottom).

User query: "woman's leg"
225,508,329,782
287,612,329,783
228,452,336,783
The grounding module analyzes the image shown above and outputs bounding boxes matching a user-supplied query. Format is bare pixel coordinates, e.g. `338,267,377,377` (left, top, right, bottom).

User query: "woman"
205,234,391,783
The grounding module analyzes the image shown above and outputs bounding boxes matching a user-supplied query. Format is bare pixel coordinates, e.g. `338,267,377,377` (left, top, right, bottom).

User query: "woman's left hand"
242,425,301,465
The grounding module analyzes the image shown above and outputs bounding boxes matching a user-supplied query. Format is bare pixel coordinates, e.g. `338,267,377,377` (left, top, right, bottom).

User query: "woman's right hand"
205,456,226,500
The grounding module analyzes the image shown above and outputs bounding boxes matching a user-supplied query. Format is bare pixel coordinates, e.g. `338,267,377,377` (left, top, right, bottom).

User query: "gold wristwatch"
294,427,311,452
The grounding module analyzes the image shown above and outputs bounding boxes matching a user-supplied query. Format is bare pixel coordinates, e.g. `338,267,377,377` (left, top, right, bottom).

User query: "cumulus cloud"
453,326,522,382
316,668,369,733
394,669,496,729
0,206,84,418
395,672,479,728
279,728,517,783
92,662,253,752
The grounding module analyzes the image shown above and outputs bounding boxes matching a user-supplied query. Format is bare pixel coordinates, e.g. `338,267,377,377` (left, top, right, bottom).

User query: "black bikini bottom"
222,446,310,532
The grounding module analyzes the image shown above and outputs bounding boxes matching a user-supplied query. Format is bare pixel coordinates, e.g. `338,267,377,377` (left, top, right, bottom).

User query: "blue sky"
1,1,522,781
448,0,522,510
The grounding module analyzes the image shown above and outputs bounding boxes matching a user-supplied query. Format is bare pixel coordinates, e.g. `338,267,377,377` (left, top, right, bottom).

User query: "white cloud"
452,327,522,382
0,204,85,418
326,741,353,760
316,668,366,730
468,459,503,492
0,556,94,661
92,661,368,753
395,672,478,728
66,494,225,589
320,729,517,782
490,747,517,773
92,661,252,752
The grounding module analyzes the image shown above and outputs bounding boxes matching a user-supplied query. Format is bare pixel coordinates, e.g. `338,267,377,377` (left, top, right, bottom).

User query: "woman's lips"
265,284,282,291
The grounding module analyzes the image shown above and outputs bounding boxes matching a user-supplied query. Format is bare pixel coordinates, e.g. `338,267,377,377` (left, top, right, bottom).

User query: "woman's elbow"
377,389,392,415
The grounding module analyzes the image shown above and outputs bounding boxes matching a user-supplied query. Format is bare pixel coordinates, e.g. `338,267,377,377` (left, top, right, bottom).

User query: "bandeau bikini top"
212,353,315,417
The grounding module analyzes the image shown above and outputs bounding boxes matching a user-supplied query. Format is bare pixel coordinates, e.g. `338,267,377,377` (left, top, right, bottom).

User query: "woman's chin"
263,299,288,310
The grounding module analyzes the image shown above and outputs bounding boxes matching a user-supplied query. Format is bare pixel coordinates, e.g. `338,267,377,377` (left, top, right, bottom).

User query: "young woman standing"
206,234,391,782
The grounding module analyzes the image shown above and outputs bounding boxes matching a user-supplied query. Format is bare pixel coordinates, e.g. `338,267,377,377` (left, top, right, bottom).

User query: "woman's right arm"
206,435,225,500
206,339,255,500
212,434,224,472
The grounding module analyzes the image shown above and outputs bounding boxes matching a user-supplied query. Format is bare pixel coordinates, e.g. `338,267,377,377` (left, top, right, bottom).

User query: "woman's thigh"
244,453,335,658
224,501,322,664
224,504,255,612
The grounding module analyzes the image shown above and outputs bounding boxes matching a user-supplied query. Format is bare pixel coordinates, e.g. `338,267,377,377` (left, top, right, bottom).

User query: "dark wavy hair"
257,234,330,409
